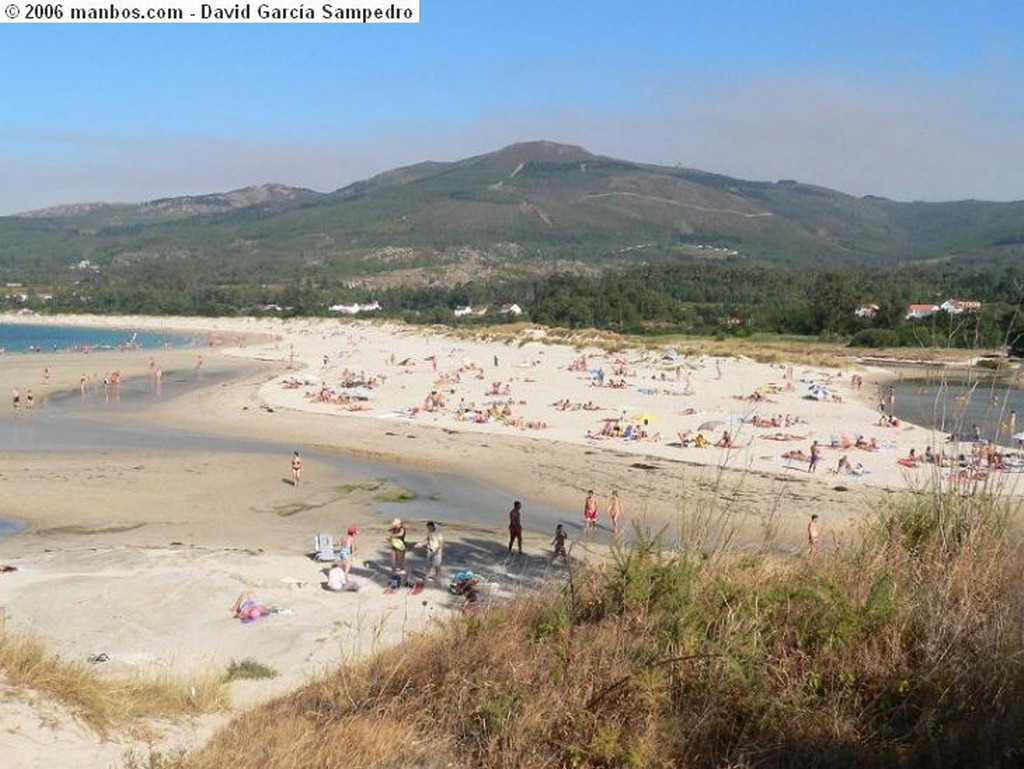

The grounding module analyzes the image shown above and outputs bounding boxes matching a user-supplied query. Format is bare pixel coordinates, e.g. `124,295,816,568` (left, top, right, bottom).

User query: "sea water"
890,375,1024,444
0,322,198,353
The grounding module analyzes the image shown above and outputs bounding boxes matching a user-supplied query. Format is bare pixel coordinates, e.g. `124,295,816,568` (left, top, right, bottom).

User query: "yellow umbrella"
633,411,655,424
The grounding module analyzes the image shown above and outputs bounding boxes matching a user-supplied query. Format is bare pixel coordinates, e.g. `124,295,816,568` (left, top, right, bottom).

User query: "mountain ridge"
2,141,1023,288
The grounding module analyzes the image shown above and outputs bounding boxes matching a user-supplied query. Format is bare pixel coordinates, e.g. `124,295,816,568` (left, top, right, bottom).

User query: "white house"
940,298,982,314
500,302,523,316
854,303,880,319
329,301,381,314
906,303,939,320
453,305,474,317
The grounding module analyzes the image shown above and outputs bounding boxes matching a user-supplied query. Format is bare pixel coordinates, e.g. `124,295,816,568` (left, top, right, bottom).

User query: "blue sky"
2,0,1023,214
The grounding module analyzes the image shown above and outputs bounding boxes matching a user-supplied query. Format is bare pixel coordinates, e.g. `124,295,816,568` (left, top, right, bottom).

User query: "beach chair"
313,533,336,562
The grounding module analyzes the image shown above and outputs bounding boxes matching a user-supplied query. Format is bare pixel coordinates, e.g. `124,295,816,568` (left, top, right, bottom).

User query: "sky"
2,0,1023,215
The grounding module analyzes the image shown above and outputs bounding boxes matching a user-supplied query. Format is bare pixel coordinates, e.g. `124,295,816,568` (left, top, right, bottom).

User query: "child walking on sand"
551,523,568,563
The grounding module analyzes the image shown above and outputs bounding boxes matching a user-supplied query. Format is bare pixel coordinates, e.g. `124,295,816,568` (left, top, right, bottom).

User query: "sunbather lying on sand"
231,592,269,622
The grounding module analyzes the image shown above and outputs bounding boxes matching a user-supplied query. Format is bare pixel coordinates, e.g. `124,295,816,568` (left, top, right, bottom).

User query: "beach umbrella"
633,411,656,424
698,419,725,432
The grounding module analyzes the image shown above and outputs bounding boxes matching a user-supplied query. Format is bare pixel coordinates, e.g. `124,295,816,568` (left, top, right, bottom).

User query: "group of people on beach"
381,517,445,586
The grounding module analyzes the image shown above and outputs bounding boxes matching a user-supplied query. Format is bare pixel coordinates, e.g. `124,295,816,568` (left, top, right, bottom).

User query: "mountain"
15,183,322,227
2,142,1024,288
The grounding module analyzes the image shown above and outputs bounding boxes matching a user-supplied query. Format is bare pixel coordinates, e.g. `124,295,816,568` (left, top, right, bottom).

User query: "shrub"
224,658,278,682
849,328,900,348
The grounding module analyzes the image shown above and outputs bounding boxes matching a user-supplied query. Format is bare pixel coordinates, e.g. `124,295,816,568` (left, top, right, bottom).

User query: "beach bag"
388,574,402,590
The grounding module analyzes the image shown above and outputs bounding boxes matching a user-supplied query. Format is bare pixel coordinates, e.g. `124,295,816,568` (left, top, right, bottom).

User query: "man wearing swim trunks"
584,490,598,532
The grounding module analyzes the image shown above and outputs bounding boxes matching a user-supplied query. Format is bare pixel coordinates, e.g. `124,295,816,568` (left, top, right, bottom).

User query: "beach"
1,313,1017,766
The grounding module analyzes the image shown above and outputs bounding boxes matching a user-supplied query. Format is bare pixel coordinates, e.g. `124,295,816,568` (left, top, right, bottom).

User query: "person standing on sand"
808,441,820,473
417,521,444,580
12,388,19,410
607,490,624,534
508,501,523,554
808,514,820,556
387,518,407,575
339,526,358,582
291,451,303,486
583,490,598,532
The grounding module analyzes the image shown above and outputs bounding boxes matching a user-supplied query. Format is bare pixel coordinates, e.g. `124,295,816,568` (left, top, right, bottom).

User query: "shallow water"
0,322,198,353
890,375,1024,444
0,517,26,536
0,364,581,541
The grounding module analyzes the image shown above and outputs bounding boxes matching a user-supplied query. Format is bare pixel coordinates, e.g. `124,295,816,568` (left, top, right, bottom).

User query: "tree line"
8,260,1024,353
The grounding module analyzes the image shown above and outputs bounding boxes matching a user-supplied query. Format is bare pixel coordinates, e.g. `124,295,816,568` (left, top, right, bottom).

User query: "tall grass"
0,631,228,734
166,485,1024,769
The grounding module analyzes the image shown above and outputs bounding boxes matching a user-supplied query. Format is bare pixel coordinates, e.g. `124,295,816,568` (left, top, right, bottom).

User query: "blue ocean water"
0,322,198,353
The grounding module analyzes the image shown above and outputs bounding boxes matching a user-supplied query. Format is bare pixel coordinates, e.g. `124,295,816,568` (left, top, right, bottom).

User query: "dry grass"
424,321,999,369
0,631,228,734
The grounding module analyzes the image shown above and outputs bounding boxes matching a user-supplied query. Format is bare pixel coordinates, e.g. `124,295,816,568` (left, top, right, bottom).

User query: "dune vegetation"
151,482,1024,769
0,631,227,735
